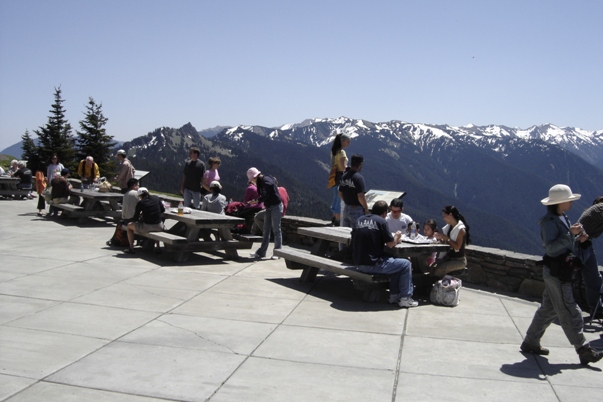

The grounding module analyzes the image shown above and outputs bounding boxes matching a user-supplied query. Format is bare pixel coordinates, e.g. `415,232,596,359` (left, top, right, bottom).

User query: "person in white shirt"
385,198,413,235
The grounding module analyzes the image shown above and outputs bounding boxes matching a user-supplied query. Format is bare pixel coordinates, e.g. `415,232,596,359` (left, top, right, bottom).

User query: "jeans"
183,188,201,209
524,266,586,350
576,243,603,313
341,205,364,229
256,203,283,257
358,257,413,297
330,188,342,215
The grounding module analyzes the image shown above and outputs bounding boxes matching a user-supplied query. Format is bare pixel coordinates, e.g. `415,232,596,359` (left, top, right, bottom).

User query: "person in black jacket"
247,168,282,259
124,187,164,254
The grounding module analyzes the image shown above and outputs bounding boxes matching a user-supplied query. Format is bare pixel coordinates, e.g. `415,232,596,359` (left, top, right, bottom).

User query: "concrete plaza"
1,198,602,401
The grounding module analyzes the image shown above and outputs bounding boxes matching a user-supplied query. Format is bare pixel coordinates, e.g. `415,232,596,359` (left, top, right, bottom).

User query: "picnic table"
143,209,252,262
0,176,29,199
277,226,450,287
54,188,123,223
297,226,449,259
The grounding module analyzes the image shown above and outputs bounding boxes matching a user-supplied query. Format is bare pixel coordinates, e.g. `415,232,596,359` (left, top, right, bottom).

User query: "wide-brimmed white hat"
541,184,581,205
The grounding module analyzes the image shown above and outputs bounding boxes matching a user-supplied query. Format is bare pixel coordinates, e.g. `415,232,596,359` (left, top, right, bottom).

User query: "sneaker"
398,297,419,308
270,255,281,260
388,293,401,304
123,248,135,255
250,252,264,259
578,345,603,365
520,341,549,356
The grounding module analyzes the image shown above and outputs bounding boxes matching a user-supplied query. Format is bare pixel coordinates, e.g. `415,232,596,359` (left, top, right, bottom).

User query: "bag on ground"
430,275,462,307
42,187,52,202
108,222,129,247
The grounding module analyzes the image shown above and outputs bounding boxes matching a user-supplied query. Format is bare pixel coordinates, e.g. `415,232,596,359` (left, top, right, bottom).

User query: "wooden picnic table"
158,209,252,262
55,189,123,223
0,176,29,199
288,225,450,285
298,226,449,259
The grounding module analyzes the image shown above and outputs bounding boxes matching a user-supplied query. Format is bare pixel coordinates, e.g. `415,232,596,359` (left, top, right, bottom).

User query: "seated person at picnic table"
386,198,413,235
352,200,419,308
8,160,19,176
13,161,33,195
48,168,73,217
124,187,164,254
121,178,140,223
201,181,228,214
431,205,471,278
77,156,100,187
224,170,265,216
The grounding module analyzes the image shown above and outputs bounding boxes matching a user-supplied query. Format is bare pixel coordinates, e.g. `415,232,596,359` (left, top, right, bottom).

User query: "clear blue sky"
1,0,602,152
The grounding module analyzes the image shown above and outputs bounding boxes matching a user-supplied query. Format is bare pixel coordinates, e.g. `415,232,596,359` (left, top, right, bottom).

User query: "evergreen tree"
76,97,116,176
20,129,40,172
33,86,77,172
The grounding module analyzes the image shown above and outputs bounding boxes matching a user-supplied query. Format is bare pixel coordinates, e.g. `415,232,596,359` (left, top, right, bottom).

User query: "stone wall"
281,215,547,298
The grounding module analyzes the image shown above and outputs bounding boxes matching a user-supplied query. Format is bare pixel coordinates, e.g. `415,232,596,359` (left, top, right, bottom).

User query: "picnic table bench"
136,209,252,262
53,189,122,223
273,246,389,301
0,177,30,199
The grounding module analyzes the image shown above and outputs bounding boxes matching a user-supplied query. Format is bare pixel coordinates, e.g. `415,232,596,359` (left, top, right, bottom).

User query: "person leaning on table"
353,200,418,308
520,184,602,365
123,187,164,255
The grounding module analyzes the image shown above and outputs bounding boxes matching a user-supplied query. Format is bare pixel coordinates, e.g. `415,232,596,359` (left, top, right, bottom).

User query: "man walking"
180,147,205,209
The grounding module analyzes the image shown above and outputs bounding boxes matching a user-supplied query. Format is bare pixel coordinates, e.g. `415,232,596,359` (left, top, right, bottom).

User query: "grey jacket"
539,211,576,258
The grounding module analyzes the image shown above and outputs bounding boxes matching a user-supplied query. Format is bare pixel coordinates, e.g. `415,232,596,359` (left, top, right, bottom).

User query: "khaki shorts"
133,222,164,234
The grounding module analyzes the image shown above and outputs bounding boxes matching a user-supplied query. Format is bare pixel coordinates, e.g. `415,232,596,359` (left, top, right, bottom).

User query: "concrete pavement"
1,197,602,401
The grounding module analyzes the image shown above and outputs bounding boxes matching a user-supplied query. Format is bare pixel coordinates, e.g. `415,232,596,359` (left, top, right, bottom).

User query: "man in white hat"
521,184,602,365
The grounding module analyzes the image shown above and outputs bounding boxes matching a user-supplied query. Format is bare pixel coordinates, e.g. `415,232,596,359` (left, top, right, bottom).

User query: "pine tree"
20,129,41,172
76,97,116,177
33,86,77,172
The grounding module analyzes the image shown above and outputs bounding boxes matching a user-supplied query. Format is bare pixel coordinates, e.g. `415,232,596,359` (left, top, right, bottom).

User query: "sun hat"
541,184,581,205
247,167,261,182
210,180,222,189
137,187,149,196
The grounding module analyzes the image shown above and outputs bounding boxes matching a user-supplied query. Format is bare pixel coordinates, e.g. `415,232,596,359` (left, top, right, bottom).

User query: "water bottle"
177,201,184,216
410,223,417,239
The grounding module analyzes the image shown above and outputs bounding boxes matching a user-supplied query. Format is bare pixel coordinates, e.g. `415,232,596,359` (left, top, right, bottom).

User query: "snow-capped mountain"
72,116,601,256
217,117,603,166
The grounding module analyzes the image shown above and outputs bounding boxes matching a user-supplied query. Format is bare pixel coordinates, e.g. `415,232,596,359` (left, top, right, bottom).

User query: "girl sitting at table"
430,206,471,278
201,181,228,214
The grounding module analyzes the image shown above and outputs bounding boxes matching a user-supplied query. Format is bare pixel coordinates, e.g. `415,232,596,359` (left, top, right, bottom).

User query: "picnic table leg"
300,266,319,282
219,227,240,260
311,239,331,257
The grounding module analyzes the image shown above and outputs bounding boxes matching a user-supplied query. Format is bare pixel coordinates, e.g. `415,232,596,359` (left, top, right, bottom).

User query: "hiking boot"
388,294,401,304
520,342,549,356
578,345,603,365
398,297,419,308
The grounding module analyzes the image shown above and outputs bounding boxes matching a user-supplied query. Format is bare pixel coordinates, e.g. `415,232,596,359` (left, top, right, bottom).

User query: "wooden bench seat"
232,233,264,243
273,246,390,301
53,204,85,212
142,231,189,245
136,230,252,262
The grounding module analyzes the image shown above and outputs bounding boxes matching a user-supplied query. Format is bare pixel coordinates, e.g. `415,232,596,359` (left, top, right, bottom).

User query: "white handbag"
430,275,462,307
